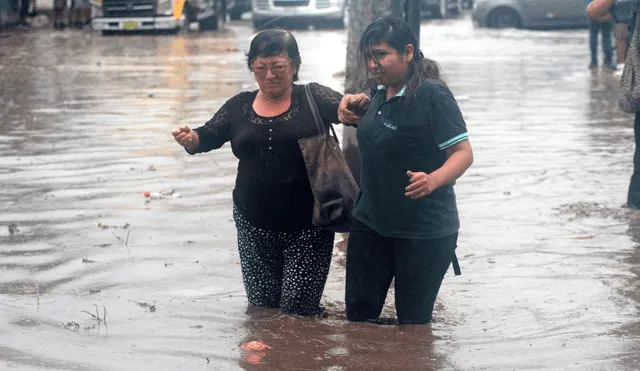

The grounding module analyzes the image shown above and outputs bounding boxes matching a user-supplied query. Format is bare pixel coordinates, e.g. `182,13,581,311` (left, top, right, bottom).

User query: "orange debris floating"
240,341,271,351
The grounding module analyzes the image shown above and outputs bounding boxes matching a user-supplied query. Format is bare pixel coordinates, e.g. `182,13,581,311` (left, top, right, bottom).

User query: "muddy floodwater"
1,15,640,371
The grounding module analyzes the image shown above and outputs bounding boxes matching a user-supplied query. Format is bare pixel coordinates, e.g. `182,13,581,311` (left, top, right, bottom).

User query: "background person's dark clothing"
589,19,614,66
53,0,67,27
345,218,457,324
184,0,198,24
19,0,30,22
189,83,343,232
611,0,640,37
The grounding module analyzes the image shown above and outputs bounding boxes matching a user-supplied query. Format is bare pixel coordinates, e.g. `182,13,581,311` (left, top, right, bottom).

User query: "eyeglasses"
251,61,292,76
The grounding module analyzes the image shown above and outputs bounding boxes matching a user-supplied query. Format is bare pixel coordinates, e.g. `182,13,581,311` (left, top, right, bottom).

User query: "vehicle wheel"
101,30,116,36
488,7,521,29
325,18,344,29
326,9,346,29
451,1,462,15
199,12,220,30
229,6,242,20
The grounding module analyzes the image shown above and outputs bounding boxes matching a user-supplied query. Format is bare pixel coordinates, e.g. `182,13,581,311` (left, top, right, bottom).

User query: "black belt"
452,253,461,276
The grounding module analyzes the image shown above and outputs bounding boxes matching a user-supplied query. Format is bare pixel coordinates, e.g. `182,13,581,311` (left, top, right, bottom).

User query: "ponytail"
405,49,447,100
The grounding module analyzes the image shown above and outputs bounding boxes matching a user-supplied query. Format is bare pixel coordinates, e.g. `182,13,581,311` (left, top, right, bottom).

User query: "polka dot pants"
233,206,334,316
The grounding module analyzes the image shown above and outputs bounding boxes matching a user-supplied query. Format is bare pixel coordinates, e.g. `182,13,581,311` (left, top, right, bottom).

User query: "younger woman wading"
172,30,348,316
338,17,474,324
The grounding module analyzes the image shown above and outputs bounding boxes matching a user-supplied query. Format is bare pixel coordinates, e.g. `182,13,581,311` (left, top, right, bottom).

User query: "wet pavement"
1,14,640,371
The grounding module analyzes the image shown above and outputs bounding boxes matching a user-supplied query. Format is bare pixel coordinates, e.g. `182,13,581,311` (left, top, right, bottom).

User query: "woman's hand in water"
172,125,199,151
338,93,370,126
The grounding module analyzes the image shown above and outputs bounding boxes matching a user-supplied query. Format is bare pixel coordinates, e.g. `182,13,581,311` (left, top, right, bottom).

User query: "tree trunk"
342,0,393,185
405,0,420,43
390,0,403,18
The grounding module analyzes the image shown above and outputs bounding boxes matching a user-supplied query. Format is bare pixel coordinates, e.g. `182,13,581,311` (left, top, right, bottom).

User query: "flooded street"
1,14,640,371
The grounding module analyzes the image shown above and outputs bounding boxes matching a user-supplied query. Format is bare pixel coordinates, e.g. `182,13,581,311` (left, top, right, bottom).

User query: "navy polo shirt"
352,79,469,239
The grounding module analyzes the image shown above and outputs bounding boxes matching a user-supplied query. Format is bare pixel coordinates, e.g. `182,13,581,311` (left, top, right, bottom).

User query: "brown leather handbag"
298,85,359,233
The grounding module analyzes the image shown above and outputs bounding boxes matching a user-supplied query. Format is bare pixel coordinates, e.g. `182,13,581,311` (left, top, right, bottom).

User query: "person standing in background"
69,0,90,26
586,0,618,71
588,0,640,208
19,0,30,26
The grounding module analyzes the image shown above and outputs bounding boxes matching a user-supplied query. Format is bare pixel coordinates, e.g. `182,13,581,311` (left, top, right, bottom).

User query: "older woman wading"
172,30,347,316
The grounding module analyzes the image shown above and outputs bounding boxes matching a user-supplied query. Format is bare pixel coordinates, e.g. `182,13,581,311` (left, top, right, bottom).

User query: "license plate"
123,21,138,30
283,7,300,15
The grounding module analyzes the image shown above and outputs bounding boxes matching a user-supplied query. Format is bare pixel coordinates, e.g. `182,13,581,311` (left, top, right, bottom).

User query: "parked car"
472,0,588,29
251,0,348,29
421,0,462,19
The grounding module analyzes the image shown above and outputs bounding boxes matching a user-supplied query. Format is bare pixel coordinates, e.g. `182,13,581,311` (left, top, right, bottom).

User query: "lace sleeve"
309,83,343,125
191,102,232,153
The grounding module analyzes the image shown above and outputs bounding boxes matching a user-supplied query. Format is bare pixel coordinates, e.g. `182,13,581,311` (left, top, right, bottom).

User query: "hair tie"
417,49,425,59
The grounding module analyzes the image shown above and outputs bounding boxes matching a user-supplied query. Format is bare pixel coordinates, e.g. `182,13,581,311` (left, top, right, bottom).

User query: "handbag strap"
632,12,640,47
304,84,339,141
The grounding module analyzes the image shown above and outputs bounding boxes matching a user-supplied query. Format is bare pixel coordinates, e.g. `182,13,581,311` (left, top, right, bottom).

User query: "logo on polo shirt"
383,120,398,131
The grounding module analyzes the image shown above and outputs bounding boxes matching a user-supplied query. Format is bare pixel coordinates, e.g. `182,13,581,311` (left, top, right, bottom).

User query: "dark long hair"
358,16,445,99
246,29,302,81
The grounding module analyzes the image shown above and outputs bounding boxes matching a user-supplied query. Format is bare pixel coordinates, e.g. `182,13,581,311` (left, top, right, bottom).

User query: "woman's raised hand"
172,125,199,151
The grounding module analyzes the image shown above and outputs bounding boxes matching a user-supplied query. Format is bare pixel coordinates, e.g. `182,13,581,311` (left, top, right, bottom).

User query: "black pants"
629,113,640,208
233,206,334,316
589,19,614,66
345,218,457,324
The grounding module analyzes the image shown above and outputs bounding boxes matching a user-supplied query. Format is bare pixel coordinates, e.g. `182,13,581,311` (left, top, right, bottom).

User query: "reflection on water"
0,15,639,371
238,307,444,371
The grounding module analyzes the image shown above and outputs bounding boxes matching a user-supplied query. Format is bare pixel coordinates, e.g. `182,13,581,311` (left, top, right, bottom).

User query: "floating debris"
8,223,19,235
95,222,131,230
241,341,271,351
144,189,181,200
137,302,156,312
64,321,80,331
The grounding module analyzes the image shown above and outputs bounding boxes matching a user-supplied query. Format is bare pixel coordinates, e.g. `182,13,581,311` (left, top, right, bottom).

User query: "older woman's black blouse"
189,83,343,231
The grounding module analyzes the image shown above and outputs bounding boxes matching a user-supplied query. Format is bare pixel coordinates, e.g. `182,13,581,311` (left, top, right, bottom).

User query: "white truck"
91,0,223,34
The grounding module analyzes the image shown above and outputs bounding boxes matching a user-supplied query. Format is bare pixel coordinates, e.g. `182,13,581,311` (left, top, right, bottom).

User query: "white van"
251,0,348,29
